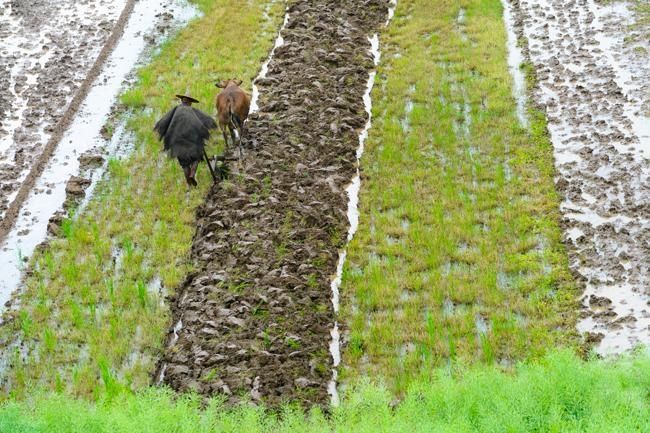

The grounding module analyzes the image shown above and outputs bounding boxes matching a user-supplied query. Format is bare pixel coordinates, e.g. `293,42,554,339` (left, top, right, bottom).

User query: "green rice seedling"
201,368,219,383
69,301,85,329
98,358,121,398
54,373,64,394
341,0,579,393
89,303,97,326
18,312,33,339
479,333,495,364
16,249,25,272
60,218,74,240
43,328,57,354
136,281,147,309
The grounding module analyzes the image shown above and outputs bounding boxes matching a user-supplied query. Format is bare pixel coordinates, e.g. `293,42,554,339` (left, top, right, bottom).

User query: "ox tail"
227,96,242,142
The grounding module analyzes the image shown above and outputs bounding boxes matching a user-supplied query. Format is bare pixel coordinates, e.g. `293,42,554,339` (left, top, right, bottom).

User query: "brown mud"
157,0,389,407
0,0,126,219
508,0,650,353
0,0,137,242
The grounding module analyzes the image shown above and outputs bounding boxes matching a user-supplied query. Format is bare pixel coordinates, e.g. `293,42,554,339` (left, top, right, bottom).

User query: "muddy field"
508,0,650,353
0,0,197,306
0,0,128,219
158,0,389,406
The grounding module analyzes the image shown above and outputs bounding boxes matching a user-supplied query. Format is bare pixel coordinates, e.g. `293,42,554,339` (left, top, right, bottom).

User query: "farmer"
154,94,218,186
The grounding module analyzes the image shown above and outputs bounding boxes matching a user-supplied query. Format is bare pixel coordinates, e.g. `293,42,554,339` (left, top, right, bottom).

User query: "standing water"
0,0,199,309
501,0,528,129
249,12,290,113
513,0,650,354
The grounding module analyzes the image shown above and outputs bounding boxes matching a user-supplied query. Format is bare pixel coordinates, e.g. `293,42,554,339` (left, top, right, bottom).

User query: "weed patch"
2,351,650,432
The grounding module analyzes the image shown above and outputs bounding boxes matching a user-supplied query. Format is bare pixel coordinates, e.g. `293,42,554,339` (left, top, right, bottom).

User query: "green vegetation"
630,0,650,51
0,0,285,398
340,0,579,392
3,351,650,432
635,1,650,23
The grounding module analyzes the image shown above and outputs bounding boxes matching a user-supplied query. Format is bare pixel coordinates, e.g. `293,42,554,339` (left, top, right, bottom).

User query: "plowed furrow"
159,0,388,406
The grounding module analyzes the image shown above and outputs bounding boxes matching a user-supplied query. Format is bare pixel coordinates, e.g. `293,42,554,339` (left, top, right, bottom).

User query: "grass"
340,0,579,393
634,1,650,23
2,351,650,432
0,0,285,398
630,0,650,51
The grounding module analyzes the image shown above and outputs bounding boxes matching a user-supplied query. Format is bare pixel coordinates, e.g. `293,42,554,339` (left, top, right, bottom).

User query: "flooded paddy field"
507,0,650,354
0,0,649,420
0,0,126,220
0,0,198,308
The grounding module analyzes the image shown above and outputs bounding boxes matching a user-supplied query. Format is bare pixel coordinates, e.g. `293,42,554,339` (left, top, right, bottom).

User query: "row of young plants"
3,351,650,432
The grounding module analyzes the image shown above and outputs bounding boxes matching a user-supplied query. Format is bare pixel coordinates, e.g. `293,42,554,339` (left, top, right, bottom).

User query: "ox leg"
219,122,230,150
222,129,229,149
230,127,242,160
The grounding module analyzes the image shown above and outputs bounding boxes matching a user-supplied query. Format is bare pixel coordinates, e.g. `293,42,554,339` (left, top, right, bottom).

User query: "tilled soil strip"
158,0,388,406
0,0,137,243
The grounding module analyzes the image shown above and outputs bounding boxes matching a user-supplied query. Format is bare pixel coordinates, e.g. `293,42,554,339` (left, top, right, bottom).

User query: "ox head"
215,78,243,88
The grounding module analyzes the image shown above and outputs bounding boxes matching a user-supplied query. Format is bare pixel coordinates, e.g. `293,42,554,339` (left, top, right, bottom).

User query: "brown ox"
215,79,250,159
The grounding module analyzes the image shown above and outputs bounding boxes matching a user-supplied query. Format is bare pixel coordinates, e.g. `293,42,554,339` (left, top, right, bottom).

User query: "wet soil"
0,0,126,221
508,0,650,353
0,0,198,313
158,0,388,407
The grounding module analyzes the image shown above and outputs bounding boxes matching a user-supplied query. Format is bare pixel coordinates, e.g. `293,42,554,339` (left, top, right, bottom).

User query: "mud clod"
63,176,92,209
47,211,66,236
158,0,389,407
589,295,612,310
78,152,105,169
65,176,91,197
585,332,605,345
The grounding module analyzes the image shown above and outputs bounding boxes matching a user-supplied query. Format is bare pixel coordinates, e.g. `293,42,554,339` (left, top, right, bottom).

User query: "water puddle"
171,319,183,346
156,318,184,384
501,0,529,129
451,82,472,142
591,2,650,159
475,314,489,335
0,0,199,309
401,85,416,133
577,282,650,353
457,7,468,42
